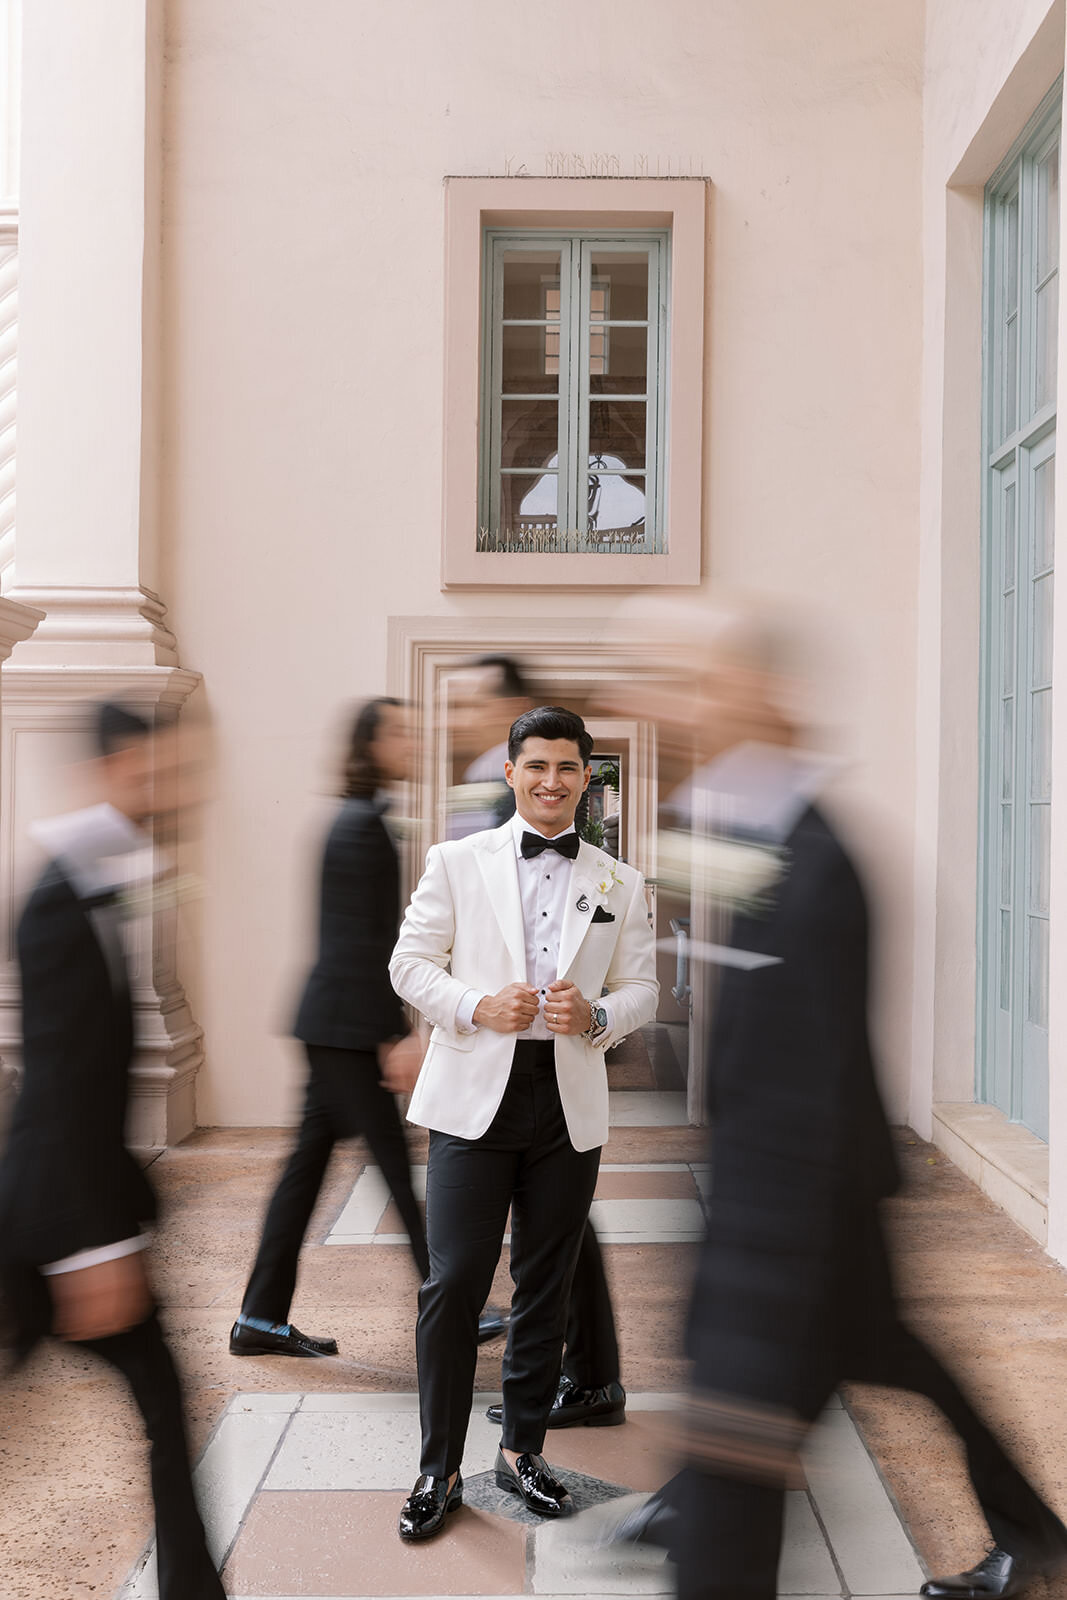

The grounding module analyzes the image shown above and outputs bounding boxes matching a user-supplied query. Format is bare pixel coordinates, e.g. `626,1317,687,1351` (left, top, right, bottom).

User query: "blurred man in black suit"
0,702,224,1600
608,613,1067,1600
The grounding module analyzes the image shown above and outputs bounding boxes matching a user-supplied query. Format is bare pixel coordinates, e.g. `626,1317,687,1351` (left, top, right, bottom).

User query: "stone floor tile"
223,1490,527,1596
609,1093,688,1127
778,1491,842,1595
263,1408,504,1490
804,1407,926,1594
593,1171,699,1200
530,1493,673,1594
536,1413,675,1493
589,1196,705,1241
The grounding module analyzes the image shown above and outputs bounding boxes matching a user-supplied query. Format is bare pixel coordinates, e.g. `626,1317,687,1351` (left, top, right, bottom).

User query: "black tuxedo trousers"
242,1044,429,1323
675,1208,1066,1600
81,1312,224,1600
416,1041,600,1477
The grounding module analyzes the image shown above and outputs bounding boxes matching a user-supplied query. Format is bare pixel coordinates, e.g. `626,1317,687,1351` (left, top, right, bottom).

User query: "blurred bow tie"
521,830,580,861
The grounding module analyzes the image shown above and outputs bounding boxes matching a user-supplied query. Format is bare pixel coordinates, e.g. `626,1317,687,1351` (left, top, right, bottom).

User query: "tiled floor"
326,1161,710,1247
119,1390,925,1599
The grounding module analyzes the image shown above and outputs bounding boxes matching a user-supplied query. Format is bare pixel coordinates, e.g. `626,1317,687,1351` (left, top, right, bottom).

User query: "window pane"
1031,687,1052,800
1005,192,1020,311
1002,590,1015,695
501,251,562,320
589,251,649,321
1032,572,1053,685
589,401,647,470
590,324,648,395
1001,802,1013,904
1002,698,1014,799
1037,146,1060,281
500,399,559,470
587,472,646,542
1003,481,1017,587
1035,279,1058,408
1004,314,1018,436
499,472,558,540
501,324,560,394
1030,804,1050,914
1028,915,1049,1027
1033,456,1055,572
1000,908,1012,1010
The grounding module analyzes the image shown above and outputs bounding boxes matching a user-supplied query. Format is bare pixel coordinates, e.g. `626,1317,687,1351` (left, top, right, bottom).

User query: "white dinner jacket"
390,822,659,1152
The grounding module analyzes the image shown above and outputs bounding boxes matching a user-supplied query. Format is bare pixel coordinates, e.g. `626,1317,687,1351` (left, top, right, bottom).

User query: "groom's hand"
50,1252,153,1342
474,983,539,1033
544,980,589,1036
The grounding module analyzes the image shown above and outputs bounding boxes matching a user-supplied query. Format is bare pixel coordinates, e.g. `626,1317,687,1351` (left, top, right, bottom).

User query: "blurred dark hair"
95,702,152,759
342,697,405,799
473,654,530,700
508,706,593,766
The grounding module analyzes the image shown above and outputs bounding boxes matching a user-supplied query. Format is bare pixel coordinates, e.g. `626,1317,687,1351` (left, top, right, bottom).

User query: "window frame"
479,227,670,554
441,177,707,588
977,83,1061,1138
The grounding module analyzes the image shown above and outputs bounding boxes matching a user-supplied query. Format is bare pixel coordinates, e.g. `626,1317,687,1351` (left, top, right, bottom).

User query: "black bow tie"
521,830,580,861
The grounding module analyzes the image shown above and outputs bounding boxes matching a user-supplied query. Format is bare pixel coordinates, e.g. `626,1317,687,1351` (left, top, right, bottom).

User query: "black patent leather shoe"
488,1376,626,1428
229,1319,338,1357
920,1548,1049,1598
494,1449,569,1517
477,1305,509,1344
397,1472,463,1541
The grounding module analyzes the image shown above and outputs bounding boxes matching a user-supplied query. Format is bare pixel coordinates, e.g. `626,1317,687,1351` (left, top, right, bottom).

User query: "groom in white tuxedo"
390,705,658,1540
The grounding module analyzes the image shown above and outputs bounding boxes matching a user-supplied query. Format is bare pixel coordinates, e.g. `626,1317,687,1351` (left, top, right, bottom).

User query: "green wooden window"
478,229,669,554
978,87,1060,1138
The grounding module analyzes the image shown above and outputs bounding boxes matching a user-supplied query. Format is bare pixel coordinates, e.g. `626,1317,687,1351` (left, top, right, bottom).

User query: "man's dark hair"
95,702,152,759
342,697,405,799
508,705,593,766
473,654,530,700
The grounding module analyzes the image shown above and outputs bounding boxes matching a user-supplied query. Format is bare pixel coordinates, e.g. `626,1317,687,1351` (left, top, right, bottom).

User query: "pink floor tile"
224,1489,527,1596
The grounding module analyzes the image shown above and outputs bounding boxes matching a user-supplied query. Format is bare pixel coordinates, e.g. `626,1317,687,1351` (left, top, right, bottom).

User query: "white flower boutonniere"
593,858,623,897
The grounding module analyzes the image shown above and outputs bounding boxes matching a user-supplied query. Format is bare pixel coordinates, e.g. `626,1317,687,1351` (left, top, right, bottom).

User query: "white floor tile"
262,1407,503,1491
803,1407,925,1594
608,1092,689,1126
779,1491,843,1595
589,1196,705,1238
327,1164,392,1237
532,1493,674,1594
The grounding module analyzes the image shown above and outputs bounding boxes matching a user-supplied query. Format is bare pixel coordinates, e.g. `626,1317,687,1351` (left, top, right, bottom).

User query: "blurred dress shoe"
477,1304,509,1344
920,1547,1059,1598
605,1486,679,1552
397,1472,463,1541
228,1318,337,1357
487,1376,625,1428
494,1449,569,1516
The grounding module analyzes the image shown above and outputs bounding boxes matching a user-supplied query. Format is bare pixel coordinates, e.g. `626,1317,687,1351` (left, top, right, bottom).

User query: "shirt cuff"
455,989,485,1034
40,1234,149,1276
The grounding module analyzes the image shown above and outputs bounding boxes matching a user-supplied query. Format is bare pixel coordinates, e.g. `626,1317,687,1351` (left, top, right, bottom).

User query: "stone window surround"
441,176,708,589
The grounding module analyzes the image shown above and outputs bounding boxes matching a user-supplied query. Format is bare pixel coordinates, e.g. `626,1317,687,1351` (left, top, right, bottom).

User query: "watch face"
594,1006,608,1029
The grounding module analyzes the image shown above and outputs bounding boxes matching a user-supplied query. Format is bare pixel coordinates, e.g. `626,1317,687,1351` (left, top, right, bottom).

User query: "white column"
2,0,204,1145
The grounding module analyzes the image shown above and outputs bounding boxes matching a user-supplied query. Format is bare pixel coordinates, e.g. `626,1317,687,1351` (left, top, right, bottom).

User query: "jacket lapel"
557,839,602,977
473,824,526,979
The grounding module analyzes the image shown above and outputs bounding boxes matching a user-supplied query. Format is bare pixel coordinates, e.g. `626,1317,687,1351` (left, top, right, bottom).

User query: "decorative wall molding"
4,584,179,665
0,662,205,1147
0,209,16,593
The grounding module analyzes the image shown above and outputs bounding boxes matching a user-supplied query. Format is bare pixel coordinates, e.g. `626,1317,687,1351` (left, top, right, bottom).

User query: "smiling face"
505,736,591,837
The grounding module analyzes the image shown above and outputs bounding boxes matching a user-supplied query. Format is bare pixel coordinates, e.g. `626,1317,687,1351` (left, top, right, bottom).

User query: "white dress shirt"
456,811,611,1038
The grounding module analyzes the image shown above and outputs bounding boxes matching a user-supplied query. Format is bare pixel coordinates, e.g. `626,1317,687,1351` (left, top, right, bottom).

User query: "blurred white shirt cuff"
41,1234,149,1276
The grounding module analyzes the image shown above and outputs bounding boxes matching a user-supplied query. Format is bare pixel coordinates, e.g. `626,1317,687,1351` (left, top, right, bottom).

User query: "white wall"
159,0,924,1124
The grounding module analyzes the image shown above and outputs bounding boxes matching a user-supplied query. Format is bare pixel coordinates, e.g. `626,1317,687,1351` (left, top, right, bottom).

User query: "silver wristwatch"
586,1000,608,1042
